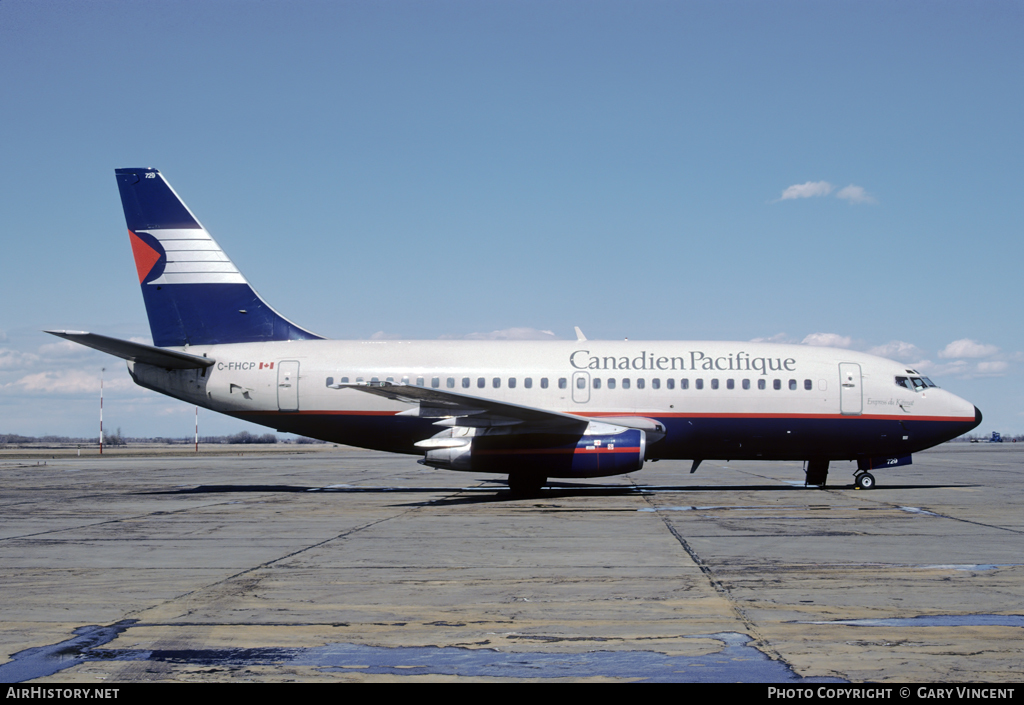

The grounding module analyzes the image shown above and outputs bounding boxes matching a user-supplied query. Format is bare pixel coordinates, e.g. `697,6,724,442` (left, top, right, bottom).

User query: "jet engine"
418,422,646,479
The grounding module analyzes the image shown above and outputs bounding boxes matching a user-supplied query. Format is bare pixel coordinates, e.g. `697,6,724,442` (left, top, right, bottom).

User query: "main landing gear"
853,472,876,490
508,473,547,497
805,459,829,487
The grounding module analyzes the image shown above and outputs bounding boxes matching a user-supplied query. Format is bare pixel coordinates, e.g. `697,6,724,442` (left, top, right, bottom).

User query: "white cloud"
442,327,559,341
867,340,926,363
801,333,853,348
9,369,134,394
750,332,795,344
779,181,834,200
0,348,40,371
835,184,877,205
938,339,1000,359
774,181,876,204
37,339,93,358
916,357,1010,379
976,361,1009,375
368,331,404,340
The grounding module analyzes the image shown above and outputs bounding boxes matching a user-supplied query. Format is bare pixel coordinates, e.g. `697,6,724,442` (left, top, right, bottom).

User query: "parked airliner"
49,168,982,494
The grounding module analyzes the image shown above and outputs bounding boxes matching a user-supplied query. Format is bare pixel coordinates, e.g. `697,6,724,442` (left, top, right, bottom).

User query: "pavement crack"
635,482,789,668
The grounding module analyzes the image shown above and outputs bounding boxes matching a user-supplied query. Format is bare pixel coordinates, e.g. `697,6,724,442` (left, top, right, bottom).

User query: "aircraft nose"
975,405,983,426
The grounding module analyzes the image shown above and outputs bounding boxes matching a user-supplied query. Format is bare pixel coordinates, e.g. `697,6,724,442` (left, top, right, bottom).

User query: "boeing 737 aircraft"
49,168,982,494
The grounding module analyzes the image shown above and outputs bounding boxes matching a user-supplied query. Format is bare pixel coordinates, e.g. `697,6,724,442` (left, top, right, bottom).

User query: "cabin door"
839,363,862,415
278,360,300,412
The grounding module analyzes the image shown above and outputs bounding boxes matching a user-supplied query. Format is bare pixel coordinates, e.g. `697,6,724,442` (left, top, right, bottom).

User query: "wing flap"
334,382,588,430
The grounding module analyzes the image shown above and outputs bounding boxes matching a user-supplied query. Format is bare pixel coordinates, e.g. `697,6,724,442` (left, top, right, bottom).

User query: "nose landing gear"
854,472,875,490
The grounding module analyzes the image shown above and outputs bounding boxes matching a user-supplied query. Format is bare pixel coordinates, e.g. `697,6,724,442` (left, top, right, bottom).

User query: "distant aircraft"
49,169,982,494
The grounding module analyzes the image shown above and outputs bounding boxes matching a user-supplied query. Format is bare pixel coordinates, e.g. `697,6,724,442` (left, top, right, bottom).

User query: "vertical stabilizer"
115,168,322,347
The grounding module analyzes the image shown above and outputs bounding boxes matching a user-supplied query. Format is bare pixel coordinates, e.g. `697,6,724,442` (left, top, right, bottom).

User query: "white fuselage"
128,338,979,465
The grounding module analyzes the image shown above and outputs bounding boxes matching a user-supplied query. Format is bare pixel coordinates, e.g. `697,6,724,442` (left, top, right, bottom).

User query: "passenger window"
637,378,645,389
804,379,812,390
432,377,440,388
622,378,631,389
593,378,601,389
400,377,408,385
509,378,517,388
608,378,617,390
541,378,549,389
758,379,766,390
773,379,781,390
493,377,501,388
652,378,660,390
695,379,703,390
462,377,470,388
386,377,394,383
711,379,719,390
478,377,485,388
356,377,364,383
371,377,379,383
558,378,567,389
326,377,334,387
726,379,734,390
666,379,675,390
416,377,424,387
576,377,586,389
789,379,797,390
447,377,455,388
525,378,533,389
742,379,750,390
680,378,689,390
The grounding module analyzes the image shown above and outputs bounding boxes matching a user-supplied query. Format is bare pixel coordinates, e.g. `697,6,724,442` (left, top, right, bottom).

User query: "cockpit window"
896,375,939,391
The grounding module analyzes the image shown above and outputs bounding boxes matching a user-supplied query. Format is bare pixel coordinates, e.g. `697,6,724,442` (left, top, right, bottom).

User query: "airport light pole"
99,367,105,455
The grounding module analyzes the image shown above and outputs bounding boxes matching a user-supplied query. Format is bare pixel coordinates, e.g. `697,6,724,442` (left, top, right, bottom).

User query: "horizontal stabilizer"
45,330,215,370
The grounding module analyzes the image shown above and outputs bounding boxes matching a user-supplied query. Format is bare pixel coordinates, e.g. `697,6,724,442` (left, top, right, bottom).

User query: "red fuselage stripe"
239,409,974,423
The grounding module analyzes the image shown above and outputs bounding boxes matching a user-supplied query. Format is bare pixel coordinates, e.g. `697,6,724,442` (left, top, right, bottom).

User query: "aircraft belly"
651,415,969,462
223,407,978,465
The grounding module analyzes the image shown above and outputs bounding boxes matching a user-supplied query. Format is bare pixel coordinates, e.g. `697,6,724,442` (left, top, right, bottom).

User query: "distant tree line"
2,432,328,446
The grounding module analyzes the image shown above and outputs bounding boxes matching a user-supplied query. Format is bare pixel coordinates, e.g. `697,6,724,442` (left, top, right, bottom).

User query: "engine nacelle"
420,423,646,478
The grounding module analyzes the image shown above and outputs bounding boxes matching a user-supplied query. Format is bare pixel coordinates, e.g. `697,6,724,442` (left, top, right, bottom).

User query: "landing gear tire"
508,474,547,497
854,472,875,490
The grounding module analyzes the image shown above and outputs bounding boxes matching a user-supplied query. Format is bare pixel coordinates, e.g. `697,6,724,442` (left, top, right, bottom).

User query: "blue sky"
1,1,1021,438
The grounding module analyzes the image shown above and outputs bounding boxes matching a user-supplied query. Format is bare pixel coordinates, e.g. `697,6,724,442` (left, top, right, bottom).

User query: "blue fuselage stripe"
233,411,975,464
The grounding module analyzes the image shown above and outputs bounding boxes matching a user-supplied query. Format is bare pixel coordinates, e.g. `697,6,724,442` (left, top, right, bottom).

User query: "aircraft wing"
45,330,215,370
334,382,589,430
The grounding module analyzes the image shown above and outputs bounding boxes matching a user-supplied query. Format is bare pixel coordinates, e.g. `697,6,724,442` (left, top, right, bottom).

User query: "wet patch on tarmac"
0,621,136,683
803,614,1024,629
1,627,844,683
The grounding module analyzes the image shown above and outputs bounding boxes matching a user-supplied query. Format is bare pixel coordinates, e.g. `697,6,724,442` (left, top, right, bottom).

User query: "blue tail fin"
115,168,322,347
